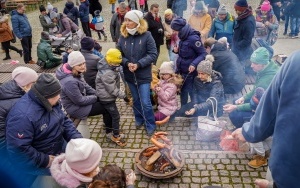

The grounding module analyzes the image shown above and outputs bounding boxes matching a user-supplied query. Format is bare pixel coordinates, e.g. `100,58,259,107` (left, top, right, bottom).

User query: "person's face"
218,14,227,21
161,73,172,80
251,63,265,72
261,10,268,15
205,46,211,54
197,71,210,82
165,13,173,21
52,17,58,23
151,7,159,17
73,62,86,73
235,9,242,16
41,10,47,16
48,94,60,106
119,8,127,16
1,3,6,8
17,6,26,14
125,18,138,29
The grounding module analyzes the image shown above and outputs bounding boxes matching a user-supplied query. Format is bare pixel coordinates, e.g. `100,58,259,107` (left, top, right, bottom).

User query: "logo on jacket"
17,133,24,139
40,124,48,131
195,41,201,47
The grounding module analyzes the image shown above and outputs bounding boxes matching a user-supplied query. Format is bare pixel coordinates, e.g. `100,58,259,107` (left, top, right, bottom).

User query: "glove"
124,97,130,103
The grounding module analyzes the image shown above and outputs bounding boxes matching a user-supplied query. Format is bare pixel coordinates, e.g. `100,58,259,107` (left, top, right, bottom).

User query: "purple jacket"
59,14,79,36
156,79,178,116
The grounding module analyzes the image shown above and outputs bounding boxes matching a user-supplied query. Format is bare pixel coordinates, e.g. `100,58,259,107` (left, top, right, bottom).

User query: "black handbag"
11,30,16,43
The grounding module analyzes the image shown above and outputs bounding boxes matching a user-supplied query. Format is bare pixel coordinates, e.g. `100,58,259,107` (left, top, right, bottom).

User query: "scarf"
236,7,253,21
126,23,140,35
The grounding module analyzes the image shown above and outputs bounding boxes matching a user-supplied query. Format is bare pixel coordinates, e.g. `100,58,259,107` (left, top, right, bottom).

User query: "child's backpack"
92,16,104,31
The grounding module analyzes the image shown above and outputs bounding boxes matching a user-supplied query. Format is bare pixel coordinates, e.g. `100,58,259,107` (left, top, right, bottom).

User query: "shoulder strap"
206,97,218,121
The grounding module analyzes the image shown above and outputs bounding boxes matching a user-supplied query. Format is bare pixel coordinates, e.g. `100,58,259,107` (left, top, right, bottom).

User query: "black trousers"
20,36,32,63
81,21,91,37
154,44,161,65
1,41,20,57
89,101,113,133
100,101,120,136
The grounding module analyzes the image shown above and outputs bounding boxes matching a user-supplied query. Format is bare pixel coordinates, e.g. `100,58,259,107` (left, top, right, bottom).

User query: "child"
128,0,136,10
93,41,104,59
154,61,183,125
95,48,128,147
62,43,79,64
91,10,107,41
139,0,145,12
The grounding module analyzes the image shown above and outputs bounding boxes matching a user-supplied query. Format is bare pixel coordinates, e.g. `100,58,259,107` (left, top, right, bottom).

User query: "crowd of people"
0,0,299,187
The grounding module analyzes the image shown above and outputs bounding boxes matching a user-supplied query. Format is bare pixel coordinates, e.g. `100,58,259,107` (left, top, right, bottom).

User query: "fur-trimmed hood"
0,14,9,23
120,18,148,38
165,74,183,88
50,154,82,188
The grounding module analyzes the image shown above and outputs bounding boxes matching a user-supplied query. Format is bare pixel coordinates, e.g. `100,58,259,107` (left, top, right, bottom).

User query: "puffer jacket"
192,73,225,117
117,19,157,84
81,49,101,89
110,8,127,42
188,13,212,42
0,14,13,43
177,24,207,76
56,64,97,119
39,14,55,32
37,39,62,68
79,0,90,22
95,58,125,102
210,42,245,94
156,78,178,116
0,80,25,150
11,10,32,39
59,13,79,36
63,2,80,26
209,12,235,45
6,90,82,173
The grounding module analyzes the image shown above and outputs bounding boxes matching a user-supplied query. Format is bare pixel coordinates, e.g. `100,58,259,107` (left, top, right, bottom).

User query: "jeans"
101,101,120,136
20,36,32,63
111,3,115,12
127,82,156,134
180,74,194,106
284,15,290,32
290,17,300,36
228,110,254,128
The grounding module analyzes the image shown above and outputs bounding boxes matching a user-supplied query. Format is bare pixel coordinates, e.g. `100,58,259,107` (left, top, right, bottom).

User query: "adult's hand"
126,169,136,186
188,65,195,73
235,97,245,105
47,155,55,168
223,104,237,113
231,128,246,142
185,108,196,115
128,63,138,72
56,34,62,38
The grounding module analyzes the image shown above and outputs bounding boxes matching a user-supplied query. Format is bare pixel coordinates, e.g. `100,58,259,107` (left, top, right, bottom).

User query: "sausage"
142,150,154,157
154,131,168,136
158,135,172,145
150,137,166,148
159,162,170,171
145,146,159,153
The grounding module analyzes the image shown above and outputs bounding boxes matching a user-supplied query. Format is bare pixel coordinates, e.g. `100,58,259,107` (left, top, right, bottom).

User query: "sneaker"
106,131,125,140
29,60,36,64
110,135,127,147
248,155,268,168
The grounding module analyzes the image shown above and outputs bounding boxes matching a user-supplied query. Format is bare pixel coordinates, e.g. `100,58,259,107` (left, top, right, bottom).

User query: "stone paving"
2,0,300,187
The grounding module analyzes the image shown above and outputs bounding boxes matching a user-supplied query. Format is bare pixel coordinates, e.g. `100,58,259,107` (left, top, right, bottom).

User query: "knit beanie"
261,0,271,11
41,31,50,40
32,73,61,99
217,5,227,15
250,47,269,65
159,61,175,75
195,1,205,11
171,17,186,31
94,42,102,51
65,138,102,174
234,0,248,12
12,67,38,87
80,37,95,51
68,51,86,67
197,55,214,75
105,48,122,66
47,2,53,12
94,10,101,16
39,5,46,12
50,11,57,19
164,9,173,16
124,10,143,25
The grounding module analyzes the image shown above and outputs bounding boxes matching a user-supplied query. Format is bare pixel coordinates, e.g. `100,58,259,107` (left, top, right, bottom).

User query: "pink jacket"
156,79,178,116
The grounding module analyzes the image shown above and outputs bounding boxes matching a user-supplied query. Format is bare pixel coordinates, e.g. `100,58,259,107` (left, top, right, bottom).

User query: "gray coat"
95,58,125,102
110,12,124,43
81,49,101,89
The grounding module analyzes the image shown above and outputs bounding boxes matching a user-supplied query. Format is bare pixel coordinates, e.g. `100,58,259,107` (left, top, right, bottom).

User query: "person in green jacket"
37,31,62,68
223,47,279,128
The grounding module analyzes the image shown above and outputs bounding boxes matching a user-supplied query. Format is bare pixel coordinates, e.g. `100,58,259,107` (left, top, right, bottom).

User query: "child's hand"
126,169,136,186
155,87,161,92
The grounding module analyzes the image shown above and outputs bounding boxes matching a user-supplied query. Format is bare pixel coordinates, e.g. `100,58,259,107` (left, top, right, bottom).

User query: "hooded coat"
39,14,55,32
79,0,90,22
210,42,245,94
56,65,97,119
81,49,100,89
117,19,157,85
63,2,80,25
0,14,13,42
37,38,62,68
58,13,79,36
11,9,32,39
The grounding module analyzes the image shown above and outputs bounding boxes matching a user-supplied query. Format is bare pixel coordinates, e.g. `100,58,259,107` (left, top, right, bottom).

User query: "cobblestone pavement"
2,0,299,187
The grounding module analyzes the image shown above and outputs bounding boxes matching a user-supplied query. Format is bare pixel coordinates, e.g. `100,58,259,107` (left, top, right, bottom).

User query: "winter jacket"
202,0,220,8
39,14,55,32
110,8,127,42
109,0,116,4
81,49,101,89
188,13,212,43
117,19,158,85
242,50,300,188
209,12,235,45
79,0,90,22
192,73,224,117
237,60,279,111
176,24,207,76
11,10,32,39
128,0,136,9
0,14,13,43
144,12,164,46
232,13,255,62
59,14,79,36
56,65,98,119
156,78,178,116
6,90,82,174
172,0,187,16
95,58,126,102
210,42,245,94
89,0,102,15
63,2,80,26
0,80,25,150
37,39,62,68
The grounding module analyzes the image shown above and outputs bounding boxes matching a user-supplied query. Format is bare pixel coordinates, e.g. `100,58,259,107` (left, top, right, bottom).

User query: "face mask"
126,27,137,35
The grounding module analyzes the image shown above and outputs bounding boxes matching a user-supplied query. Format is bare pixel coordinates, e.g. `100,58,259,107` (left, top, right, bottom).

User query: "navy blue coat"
11,10,32,39
79,0,90,22
177,24,207,76
63,2,80,25
6,90,82,174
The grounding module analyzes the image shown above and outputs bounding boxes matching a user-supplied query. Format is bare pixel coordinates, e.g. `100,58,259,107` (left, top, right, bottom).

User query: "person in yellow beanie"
95,48,128,147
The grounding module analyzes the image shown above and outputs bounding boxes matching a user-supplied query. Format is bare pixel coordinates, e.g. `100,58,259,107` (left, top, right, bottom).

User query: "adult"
6,73,82,187
204,38,245,94
144,3,164,64
39,5,55,33
109,0,116,14
209,5,235,47
288,0,300,38
110,2,128,43
50,12,79,37
188,1,212,43
117,10,157,136
232,49,300,188
79,0,91,37
89,0,102,17
171,0,187,18
0,10,22,60
170,17,206,106
223,47,279,128
63,0,80,26
254,1,279,46
11,3,35,64
51,138,102,188
231,0,255,73
80,37,100,89
37,31,62,68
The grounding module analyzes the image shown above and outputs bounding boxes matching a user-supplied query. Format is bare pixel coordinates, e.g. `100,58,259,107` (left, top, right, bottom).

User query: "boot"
18,50,23,57
283,29,287,35
248,155,268,168
3,56,11,60
29,60,36,64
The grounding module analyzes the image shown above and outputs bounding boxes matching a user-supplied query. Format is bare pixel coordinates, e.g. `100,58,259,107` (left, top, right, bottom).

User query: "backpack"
66,8,76,22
